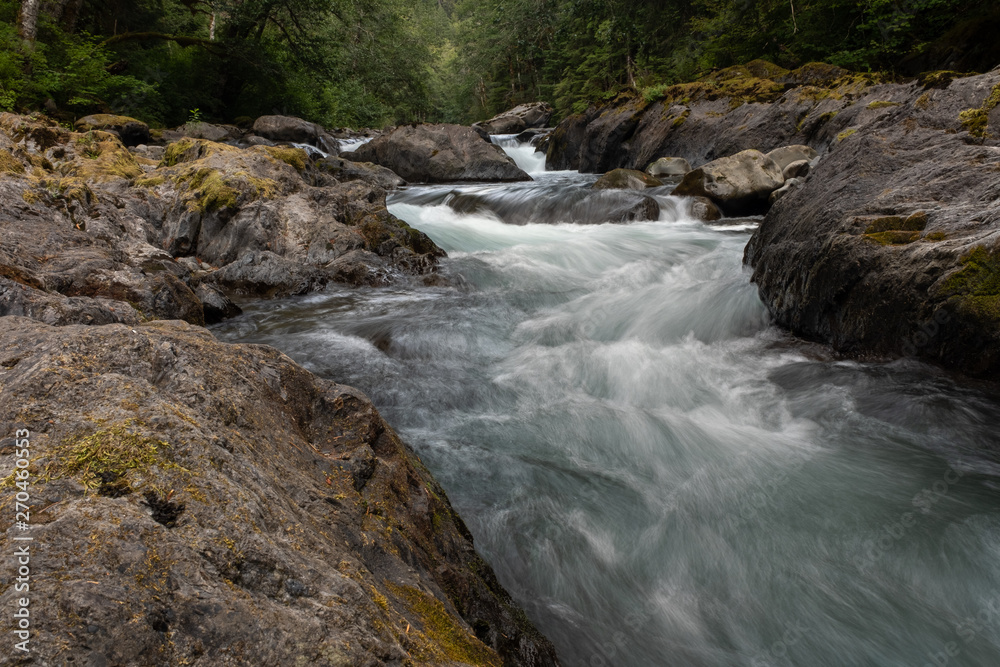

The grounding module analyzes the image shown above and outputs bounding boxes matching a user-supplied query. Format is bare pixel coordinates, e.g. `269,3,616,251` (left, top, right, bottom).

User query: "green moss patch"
386,582,500,666
261,146,308,171
837,128,857,141
867,100,901,110
940,245,1000,321
49,420,172,491
959,83,1000,138
0,149,25,175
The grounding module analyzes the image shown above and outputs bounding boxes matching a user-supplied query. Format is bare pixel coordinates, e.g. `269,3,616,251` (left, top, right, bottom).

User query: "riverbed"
214,138,1000,667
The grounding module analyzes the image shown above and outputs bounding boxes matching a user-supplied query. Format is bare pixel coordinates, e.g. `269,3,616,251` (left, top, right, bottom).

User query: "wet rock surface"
0,317,561,666
347,124,531,183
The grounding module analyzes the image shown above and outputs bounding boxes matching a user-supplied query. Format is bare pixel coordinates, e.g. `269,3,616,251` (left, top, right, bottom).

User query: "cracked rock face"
0,317,560,666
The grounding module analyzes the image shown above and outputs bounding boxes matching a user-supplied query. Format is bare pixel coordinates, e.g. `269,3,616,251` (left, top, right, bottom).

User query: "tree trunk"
18,0,40,42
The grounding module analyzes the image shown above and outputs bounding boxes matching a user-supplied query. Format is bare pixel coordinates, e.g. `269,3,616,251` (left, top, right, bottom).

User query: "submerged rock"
0,317,562,666
592,168,662,190
347,123,531,183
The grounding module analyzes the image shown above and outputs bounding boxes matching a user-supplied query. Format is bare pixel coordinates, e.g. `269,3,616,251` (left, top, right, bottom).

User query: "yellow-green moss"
940,245,1000,321
74,114,144,132
385,582,500,666
866,231,920,245
0,148,25,175
918,70,969,90
867,100,901,109
49,419,170,489
262,146,308,171
672,109,691,127
163,138,240,167
915,92,933,110
135,175,166,188
865,212,927,234
959,83,1000,138
837,128,857,141
924,231,948,241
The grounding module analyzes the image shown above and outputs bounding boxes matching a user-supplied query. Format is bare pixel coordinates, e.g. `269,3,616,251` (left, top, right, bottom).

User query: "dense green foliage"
453,0,998,120
1,0,450,126
1,0,995,127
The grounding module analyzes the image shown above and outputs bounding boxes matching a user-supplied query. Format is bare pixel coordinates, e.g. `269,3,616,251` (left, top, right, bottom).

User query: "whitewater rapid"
215,142,1000,667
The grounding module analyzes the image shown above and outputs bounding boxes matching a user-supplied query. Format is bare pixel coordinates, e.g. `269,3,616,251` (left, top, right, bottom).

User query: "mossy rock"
74,114,150,147
779,62,850,87
917,70,969,90
385,582,501,666
865,212,928,234
0,148,26,175
940,244,1000,322
958,82,1000,138
59,131,143,182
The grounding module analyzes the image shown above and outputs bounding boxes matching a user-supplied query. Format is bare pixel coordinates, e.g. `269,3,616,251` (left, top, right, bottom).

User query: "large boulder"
744,69,1000,377
0,316,562,666
74,114,150,146
252,114,323,144
672,149,785,215
346,123,531,183
475,102,554,135
593,168,662,190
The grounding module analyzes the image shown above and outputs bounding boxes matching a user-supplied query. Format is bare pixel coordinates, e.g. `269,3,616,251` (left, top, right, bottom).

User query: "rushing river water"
214,138,1000,667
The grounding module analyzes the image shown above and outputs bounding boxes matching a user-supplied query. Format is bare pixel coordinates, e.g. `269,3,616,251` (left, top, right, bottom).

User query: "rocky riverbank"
0,113,561,665
545,62,1000,378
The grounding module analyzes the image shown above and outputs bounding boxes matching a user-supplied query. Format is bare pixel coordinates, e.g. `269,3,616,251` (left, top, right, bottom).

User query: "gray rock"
782,159,811,180
689,196,723,222
313,156,406,190
744,69,1000,377
174,122,242,143
766,145,819,171
475,102,554,135
768,177,802,205
252,115,324,145
194,283,242,323
347,124,531,183
592,168,662,190
672,149,785,215
570,190,660,224
0,277,141,325
0,317,562,666
646,157,692,177
75,114,150,146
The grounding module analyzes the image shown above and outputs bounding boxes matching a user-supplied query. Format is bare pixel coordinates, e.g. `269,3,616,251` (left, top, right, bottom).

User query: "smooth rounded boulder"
646,157,691,177
766,145,818,171
593,168,662,190
671,149,785,215
346,123,531,183
782,159,811,180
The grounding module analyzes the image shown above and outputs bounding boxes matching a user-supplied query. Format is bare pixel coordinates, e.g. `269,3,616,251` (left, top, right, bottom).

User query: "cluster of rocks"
0,110,563,664
589,144,818,220
544,61,1000,377
0,112,450,332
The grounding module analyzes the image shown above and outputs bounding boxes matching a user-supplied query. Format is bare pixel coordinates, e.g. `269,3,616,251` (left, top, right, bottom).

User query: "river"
214,137,1000,667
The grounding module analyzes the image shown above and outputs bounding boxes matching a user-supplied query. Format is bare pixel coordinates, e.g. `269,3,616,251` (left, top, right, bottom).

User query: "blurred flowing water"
214,142,1000,667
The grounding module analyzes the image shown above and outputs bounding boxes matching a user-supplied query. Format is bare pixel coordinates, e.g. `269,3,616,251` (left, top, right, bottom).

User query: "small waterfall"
491,133,547,175
338,136,373,153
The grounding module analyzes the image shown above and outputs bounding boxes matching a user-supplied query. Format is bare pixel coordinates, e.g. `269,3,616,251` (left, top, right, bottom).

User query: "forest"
1,0,997,129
